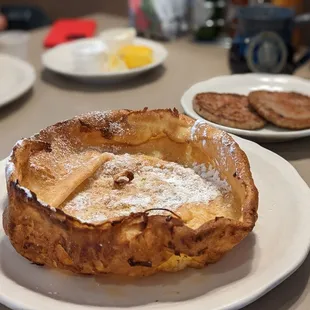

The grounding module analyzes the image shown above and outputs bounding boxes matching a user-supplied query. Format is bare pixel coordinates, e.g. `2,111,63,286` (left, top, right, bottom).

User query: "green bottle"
192,0,226,41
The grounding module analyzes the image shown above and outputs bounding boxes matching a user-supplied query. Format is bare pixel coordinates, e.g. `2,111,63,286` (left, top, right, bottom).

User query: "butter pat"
118,45,153,69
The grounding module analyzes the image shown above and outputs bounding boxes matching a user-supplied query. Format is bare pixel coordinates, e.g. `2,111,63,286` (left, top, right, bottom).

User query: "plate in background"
181,74,310,143
42,37,168,82
0,54,36,108
1,136,310,310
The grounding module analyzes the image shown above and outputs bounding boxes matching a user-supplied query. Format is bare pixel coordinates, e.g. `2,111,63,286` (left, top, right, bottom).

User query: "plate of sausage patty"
181,73,310,142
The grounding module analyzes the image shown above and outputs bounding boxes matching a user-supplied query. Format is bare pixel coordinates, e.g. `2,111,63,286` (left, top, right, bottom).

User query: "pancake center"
60,153,230,224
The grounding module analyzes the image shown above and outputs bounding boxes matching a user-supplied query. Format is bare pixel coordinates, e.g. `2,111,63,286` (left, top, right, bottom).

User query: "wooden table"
1,13,310,310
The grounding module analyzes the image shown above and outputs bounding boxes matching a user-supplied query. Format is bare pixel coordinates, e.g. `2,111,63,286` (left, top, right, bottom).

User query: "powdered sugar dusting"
5,160,15,181
80,110,113,122
5,139,25,180
15,139,24,147
62,153,231,224
212,131,240,172
79,110,127,136
15,183,56,212
108,121,126,135
193,163,230,190
16,183,33,199
190,119,208,141
114,194,151,208
190,120,238,160
220,132,237,155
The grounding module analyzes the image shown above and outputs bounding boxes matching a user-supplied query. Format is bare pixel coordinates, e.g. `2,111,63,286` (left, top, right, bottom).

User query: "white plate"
0,54,36,108
181,74,310,142
1,137,310,310
42,37,168,82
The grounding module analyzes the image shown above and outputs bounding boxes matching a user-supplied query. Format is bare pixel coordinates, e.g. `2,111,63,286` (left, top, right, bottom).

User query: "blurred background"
0,1,309,41
0,0,128,19
0,0,309,44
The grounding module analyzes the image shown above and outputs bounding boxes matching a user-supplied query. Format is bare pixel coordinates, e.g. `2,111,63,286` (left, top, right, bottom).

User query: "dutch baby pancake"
4,109,258,276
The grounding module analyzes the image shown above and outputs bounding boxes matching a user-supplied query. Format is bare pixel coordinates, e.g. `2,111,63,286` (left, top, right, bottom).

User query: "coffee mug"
229,4,310,74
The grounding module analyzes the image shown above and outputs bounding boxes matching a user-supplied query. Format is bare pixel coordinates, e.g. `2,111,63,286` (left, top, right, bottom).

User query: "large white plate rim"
181,74,310,140
0,136,310,310
0,54,36,108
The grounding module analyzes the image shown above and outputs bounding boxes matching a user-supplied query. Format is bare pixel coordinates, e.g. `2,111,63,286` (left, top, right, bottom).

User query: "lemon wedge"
105,54,128,72
118,45,153,69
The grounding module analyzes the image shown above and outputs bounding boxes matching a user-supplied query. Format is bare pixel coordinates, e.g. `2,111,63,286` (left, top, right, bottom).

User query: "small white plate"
42,37,168,82
1,136,310,310
0,54,36,108
181,74,310,142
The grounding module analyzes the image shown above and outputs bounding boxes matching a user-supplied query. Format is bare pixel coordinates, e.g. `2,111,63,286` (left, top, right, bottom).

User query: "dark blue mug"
229,4,310,74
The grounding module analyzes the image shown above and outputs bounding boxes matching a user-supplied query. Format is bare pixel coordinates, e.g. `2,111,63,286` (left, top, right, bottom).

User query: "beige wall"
0,0,128,20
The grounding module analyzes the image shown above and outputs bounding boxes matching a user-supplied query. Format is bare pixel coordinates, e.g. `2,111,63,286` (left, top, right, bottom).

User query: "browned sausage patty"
193,92,266,130
248,91,310,130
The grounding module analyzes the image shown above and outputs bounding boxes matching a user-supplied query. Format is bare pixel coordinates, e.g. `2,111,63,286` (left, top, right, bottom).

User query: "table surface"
1,13,310,310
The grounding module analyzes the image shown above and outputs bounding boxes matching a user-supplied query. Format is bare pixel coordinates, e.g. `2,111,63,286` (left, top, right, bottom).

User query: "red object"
44,19,96,48
136,9,149,31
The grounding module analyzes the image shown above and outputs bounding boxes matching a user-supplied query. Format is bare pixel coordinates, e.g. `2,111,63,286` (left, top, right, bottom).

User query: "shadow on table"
0,233,256,307
261,137,310,161
40,66,166,93
0,89,33,121
244,251,310,310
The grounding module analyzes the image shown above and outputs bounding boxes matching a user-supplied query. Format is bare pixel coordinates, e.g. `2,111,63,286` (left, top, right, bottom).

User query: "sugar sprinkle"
62,153,230,224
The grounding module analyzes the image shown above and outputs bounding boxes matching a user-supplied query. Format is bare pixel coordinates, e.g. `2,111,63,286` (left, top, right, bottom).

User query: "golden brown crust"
193,92,266,130
248,91,310,129
3,109,258,276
